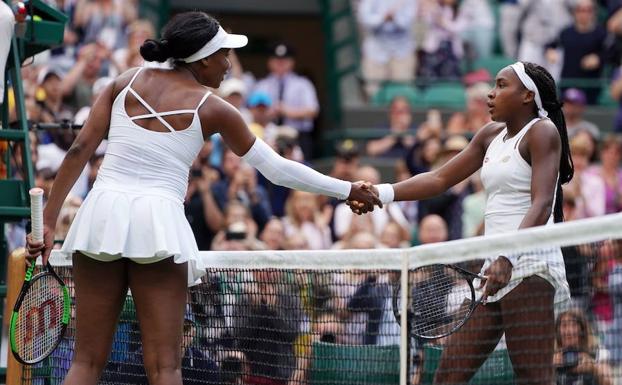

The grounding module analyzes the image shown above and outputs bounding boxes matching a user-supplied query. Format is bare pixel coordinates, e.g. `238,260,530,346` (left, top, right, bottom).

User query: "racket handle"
29,188,44,243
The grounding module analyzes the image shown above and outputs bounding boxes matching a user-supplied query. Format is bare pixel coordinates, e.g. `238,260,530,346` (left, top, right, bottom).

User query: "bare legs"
434,276,555,385
61,254,188,385
62,254,128,385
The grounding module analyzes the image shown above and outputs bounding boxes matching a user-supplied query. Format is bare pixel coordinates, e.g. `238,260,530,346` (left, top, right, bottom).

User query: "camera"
191,168,202,178
557,349,580,372
225,230,247,241
320,333,336,343
225,222,247,241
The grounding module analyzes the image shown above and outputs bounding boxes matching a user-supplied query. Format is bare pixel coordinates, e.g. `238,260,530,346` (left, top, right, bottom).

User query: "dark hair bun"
140,39,171,62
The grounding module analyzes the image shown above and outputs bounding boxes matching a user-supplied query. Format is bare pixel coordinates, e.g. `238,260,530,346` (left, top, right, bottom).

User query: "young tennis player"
354,61,574,384
25,11,380,385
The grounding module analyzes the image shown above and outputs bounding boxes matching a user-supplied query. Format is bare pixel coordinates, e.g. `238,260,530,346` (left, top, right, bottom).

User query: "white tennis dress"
59,68,211,285
479,118,570,305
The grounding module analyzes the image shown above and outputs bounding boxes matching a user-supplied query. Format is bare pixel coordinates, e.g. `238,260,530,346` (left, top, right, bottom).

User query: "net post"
399,250,409,385
5,248,26,385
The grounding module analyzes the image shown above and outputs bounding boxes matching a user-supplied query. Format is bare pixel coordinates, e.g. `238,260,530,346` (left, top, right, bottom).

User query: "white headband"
509,62,548,119
181,26,248,63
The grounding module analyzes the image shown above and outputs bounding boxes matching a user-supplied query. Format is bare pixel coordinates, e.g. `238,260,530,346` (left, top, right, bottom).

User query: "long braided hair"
523,62,574,223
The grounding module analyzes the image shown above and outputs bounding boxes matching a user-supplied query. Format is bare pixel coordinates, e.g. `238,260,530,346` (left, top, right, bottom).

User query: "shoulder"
292,73,316,89
110,67,142,99
198,93,244,125
526,119,561,148
471,121,505,149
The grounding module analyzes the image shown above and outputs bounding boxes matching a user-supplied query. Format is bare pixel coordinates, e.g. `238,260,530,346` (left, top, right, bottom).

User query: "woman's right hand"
26,223,55,266
347,182,382,215
573,352,597,375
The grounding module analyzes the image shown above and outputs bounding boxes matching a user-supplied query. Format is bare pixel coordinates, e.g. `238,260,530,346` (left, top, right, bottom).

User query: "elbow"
434,171,452,195
66,141,86,159
531,198,555,223
262,169,285,187
611,86,621,101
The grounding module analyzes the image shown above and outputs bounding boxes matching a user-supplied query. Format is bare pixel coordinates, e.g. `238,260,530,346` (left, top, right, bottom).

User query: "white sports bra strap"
514,117,542,150
130,109,197,121
127,88,176,132
127,67,144,89
195,90,212,111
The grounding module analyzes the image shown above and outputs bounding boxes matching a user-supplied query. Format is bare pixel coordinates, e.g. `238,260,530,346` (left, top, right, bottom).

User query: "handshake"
346,181,383,215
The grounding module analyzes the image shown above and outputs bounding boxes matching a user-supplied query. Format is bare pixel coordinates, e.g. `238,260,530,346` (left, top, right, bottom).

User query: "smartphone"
225,231,246,241
191,168,202,178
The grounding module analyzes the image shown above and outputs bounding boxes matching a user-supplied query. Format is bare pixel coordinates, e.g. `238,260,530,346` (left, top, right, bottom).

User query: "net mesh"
396,264,478,339
12,273,66,364
20,214,622,385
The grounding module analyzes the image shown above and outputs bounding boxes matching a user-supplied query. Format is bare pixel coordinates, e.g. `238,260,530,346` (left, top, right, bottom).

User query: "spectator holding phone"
212,148,272,232
554,308,613,385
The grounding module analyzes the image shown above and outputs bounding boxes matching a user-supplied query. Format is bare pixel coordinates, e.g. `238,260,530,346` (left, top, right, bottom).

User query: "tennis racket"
392,260,548,340
9,188,71,365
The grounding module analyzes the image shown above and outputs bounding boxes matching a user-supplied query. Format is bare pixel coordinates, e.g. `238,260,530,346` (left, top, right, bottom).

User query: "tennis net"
16,213,622,385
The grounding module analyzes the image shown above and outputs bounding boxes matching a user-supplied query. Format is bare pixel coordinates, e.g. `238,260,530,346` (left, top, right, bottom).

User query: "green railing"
319,0,360,126
1,1,67,382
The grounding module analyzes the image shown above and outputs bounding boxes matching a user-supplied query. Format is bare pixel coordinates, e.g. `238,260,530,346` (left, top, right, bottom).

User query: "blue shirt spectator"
254,43,319,160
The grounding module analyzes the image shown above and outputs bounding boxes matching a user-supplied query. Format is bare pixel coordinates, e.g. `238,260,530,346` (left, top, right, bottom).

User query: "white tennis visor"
181,26,248,63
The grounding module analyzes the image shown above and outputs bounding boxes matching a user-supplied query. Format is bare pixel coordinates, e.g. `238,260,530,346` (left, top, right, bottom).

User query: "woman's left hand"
479,256,513,302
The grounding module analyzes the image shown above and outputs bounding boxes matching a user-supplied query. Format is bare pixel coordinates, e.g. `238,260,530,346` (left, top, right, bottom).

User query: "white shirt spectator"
420,2,464,58
333,202,410,239
457,0,495,59
357,0,417,64
254,72,318,133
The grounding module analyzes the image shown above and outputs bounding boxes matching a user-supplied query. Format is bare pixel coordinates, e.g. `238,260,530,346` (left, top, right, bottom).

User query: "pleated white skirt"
59,187,206,286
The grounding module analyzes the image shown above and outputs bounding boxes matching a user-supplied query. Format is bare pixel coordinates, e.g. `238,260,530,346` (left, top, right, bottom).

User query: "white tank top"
479,118,569,306
481,118,554,234
94,68,210,203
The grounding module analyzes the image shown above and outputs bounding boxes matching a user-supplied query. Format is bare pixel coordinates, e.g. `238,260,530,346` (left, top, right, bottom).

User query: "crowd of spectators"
355,0,622,128
1,0,622,384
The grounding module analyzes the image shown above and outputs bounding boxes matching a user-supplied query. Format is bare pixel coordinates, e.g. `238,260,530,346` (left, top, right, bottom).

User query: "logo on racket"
23,298,59,346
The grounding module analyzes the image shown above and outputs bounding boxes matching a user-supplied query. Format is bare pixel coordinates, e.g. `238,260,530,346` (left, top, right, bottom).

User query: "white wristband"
375,183,394,205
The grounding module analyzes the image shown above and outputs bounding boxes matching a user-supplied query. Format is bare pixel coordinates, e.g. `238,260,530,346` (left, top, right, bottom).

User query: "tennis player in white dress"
357,61,574,385
26,11,380,385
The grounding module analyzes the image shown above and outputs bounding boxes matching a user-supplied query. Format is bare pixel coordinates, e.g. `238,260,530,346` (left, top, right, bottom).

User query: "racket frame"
9,262,71,365
392,264,483,340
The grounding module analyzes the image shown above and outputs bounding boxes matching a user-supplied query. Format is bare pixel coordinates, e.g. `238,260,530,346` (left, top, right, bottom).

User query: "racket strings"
407,265,476,338
15,275,65,362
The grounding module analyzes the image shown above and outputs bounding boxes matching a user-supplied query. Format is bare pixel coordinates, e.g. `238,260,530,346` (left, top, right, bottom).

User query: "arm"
72,0,91,29
199,97,381,210
593,361,613,385
195,169,224,233
60,44,96,97
357,0,387,29
35,78,115,262
378,123,501,203
517,119,561,229
610,70,622,101
392,0,417,28
366,135,399,156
